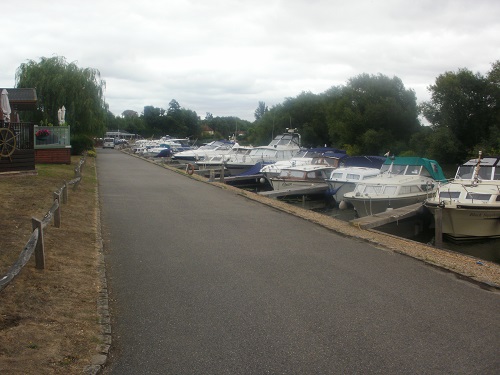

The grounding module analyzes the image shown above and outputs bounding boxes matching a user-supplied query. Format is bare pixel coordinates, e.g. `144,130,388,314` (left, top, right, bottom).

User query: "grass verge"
0,156,101,374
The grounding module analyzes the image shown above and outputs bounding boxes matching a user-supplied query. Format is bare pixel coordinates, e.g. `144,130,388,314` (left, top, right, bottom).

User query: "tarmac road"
97,149,500,374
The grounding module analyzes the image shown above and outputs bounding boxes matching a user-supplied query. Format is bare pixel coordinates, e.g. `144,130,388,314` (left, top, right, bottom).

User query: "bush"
86,149,97,158
71,134,95,155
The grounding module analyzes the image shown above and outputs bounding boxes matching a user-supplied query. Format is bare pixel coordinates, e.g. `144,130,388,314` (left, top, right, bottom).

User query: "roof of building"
0,88,37,110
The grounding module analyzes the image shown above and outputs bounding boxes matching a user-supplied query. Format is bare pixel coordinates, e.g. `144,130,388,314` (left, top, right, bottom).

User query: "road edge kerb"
83,160,111,375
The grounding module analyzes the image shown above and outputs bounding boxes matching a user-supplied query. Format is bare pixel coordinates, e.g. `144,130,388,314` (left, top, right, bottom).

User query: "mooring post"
31,218,45,269
434,207,443,248
53,191,61,228
219,165,225,183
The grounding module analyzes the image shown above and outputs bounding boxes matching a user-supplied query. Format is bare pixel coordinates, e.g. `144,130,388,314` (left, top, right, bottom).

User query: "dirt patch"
0,157,102,374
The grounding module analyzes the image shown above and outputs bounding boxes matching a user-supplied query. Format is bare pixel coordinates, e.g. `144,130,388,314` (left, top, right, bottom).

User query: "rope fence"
0,155,87,292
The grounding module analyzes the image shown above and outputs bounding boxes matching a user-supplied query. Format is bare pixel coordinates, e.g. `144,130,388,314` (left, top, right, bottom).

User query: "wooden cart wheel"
0,127,17,158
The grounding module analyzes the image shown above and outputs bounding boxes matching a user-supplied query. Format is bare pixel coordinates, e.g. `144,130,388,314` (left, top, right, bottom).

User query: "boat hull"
425,203,500,240
326,181,356,204
348,193,429,217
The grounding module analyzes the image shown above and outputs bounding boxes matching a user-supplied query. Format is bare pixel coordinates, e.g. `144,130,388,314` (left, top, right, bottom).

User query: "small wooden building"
0,88,37,174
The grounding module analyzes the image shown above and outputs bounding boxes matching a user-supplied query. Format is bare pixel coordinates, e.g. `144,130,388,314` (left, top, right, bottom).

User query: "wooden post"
53,192,61,228
62,181,68,204
209,169,215,182
434,207,443,248
219,165,225,183
31,218,45,269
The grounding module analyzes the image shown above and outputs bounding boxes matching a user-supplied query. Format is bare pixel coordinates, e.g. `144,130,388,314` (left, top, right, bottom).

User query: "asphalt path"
97,149,500,374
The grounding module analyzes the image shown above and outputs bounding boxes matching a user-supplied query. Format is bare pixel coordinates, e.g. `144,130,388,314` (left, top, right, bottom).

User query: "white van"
103,138,115,149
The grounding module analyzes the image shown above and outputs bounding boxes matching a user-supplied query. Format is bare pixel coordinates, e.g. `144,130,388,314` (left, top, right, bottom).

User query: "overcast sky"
2,0,499,122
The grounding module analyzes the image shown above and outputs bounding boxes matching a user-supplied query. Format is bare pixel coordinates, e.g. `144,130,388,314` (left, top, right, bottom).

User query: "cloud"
2,0,499,121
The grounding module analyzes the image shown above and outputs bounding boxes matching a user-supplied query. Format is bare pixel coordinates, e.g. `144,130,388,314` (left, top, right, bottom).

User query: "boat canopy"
382,156,447,182
342,155,386,168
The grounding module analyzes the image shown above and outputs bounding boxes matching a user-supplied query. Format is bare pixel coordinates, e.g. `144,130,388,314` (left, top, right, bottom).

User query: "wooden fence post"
209,169,215,182
53,192,61,228
62,181,68,204
31,218,45,269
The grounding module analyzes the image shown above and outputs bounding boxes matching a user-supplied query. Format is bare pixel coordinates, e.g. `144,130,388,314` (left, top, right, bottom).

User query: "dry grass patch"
0,157,101,374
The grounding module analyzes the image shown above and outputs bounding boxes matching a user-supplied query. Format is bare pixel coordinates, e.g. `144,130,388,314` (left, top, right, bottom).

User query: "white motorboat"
326,166,381,207
259,147,347,182
133,137,192,157
195,144,253,170
172,140,235,163
269,164,336,191
343,156,447,217
424,153,500,240
224,129,302,176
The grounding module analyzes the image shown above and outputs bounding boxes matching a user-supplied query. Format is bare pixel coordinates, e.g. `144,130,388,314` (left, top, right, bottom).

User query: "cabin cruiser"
142,138,192,158
343,156,447,217
424,153,500,240
269,164,336,191
172,140,234,164
224,129,302,176
326,167,381,207
325,155,386,206
195,144,253,170
259,147,347,182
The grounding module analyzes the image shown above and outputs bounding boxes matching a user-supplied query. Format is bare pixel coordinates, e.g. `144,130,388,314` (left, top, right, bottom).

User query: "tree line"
15,56,500,163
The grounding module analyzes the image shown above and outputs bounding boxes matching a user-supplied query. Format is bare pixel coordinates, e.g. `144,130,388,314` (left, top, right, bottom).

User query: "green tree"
327,73,420,155
15,56,107,137
254,101,268,121
421,67,497,160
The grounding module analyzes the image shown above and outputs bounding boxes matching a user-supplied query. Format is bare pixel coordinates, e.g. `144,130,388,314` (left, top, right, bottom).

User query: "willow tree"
15,56,107,137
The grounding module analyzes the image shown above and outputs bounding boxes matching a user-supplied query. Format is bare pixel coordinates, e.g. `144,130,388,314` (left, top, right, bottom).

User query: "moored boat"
343,156,447,217
224,129,302,176
260,147,347,182
172,140,235,163
326,166,381,207
424,152,500,240
269,164,336,191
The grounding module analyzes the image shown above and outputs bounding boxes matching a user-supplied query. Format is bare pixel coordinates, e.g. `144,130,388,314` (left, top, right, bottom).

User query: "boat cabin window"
347,174,361,180
390,165,407,175
494,167,500,181
330,172,344,180
405,165,422,175
477,167,493,180
456,165,474,179
400,185,422,195
456,165,493,180
306,171,322,179
466,193,491,201
280,170,304,178
439,191,460,199
365,185,384,195
384,186,397,195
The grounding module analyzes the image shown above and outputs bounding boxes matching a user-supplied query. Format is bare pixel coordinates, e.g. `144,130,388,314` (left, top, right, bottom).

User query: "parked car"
103,138,115,149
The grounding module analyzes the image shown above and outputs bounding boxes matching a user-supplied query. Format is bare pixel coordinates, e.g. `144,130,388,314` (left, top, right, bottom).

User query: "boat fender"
186,163,195,175
339,200,348,210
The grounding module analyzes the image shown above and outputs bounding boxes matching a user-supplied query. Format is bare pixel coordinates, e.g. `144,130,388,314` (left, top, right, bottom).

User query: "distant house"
201,125,214,137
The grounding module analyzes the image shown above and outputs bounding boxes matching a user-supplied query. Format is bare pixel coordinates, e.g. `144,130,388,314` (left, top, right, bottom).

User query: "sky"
2,0,499,122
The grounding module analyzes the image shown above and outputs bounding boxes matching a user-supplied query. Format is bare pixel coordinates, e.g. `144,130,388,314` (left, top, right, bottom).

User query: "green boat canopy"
382,156,448,182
